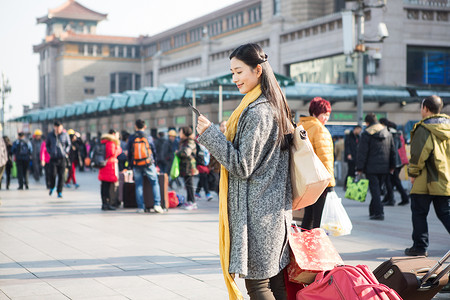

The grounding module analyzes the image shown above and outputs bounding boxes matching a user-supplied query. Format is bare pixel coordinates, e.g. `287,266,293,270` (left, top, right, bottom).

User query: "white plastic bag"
320,191,352,236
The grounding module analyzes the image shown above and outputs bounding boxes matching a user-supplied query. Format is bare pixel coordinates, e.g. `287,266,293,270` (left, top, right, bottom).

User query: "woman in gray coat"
197,44,292,300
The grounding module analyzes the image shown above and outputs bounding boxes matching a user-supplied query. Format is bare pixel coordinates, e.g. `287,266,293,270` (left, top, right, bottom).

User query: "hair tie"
260,54,268,63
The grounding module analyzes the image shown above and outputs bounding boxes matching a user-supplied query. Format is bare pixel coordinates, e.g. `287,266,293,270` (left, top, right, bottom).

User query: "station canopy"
13,72,450,123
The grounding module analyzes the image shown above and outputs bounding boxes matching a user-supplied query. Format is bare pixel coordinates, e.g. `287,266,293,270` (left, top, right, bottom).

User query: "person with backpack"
154,131,171,174
98,129,122,211
195,139,213,201
11,132,32,190
176,126,198,210
126,119,163,214
46,121,71,198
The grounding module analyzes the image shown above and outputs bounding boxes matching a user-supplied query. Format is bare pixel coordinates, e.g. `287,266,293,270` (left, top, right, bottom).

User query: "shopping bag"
345,176,369,202
320,191,353,236
290,124,332,210
170,156,180,179
287,227,344,284
11,161,17,178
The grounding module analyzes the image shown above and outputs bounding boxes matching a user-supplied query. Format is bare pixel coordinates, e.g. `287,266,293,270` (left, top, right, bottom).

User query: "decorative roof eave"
33,36,61,52
37,0,107,24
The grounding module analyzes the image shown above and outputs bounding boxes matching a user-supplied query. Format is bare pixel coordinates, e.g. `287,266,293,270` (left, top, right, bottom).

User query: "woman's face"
230,57,262,94
316,112,331,125
179,130,186,139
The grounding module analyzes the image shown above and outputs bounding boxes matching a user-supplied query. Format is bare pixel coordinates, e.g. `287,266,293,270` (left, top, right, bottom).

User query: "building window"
273,0,281,16
109,45,115,57
407,46,450,86
190,27,203,42
248,6,261,23
160,39,172,51
84,76,95,82
289,54,357,84
84,88,95,95
110,72,141,93
78,44,84,55
118,46,124,57
147,44,157,56
174,33,187,48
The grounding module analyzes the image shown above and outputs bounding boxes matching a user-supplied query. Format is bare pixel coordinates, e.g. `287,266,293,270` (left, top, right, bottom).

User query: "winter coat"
408,114,450,196
98,134,122,183
46,131,71,160
356,123,396,174
31,138,42,162
344,131,359,162
176,137,198,177
0,137,7,167
198,96,292,280
388,127,402,168
40,142,50,164
298,116,335,187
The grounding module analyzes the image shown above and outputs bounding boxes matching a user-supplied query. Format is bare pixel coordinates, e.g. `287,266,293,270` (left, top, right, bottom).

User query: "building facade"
31,0,450,135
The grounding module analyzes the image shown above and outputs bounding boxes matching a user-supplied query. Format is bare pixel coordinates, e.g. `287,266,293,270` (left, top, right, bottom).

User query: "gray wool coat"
198,96,292,280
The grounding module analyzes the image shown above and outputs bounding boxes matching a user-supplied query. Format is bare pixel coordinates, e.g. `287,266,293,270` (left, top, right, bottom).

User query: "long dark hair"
229,43,291,149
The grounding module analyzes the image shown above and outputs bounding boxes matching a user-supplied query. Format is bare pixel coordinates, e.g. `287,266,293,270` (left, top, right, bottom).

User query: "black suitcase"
122,182,137,208
373,250,450,300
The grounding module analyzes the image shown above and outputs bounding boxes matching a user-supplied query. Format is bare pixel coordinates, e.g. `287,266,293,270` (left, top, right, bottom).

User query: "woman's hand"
197,115,212,135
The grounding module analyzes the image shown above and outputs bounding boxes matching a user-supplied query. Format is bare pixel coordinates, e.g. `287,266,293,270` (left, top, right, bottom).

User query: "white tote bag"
290,124,332,210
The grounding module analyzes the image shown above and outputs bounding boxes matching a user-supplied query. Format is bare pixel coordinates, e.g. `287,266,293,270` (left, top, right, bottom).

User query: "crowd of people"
0,43,448,299
0,118,228,214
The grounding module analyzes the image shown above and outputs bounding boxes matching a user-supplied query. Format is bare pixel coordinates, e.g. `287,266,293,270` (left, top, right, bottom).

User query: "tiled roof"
37,0,107,23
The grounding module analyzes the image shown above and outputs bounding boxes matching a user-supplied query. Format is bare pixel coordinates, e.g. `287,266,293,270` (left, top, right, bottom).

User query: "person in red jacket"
98,130,122,210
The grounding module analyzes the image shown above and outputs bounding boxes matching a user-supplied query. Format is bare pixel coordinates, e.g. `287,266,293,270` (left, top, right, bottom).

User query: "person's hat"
168,129,177,137
67,129,75,135
34,129,43,136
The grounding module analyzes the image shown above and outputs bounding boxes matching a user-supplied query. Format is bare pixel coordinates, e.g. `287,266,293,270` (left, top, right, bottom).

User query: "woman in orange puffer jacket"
298,97,335,229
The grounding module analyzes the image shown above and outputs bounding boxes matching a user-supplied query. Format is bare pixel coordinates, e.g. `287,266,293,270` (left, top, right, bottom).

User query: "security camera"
377,23,389,40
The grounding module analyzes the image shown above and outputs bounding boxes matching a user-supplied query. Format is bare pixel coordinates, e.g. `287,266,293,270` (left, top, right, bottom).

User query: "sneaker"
136,208,145,213
74,184,80,189
195,193,201,199
383,201,395,206
191,203,198,210
206,193,213,201
65,184,71,188
183,203,194,210
57,193,63,198
154,205,164,213
49,188,55,196
405,247,428,257
398,201,409,206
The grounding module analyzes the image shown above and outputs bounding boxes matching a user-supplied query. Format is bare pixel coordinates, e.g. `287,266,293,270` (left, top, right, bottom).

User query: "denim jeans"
133,164,161,209
410,194,450,251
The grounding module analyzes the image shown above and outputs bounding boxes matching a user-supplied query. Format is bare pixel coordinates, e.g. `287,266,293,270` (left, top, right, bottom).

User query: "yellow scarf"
220,84,262,300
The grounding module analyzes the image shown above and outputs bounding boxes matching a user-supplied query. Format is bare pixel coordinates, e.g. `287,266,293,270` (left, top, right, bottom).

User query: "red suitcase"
373,251,450,300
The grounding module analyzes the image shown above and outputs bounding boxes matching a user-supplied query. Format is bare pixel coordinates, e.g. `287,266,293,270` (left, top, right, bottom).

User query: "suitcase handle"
420,250,450,284
431,263,450,285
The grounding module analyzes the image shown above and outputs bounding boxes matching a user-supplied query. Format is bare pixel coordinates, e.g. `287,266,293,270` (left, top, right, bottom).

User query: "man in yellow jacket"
406,95,450,257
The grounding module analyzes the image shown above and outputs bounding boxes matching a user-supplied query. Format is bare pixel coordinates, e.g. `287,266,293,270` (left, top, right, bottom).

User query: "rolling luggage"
143,173,169,211
121,170,137,208
373,250,450,300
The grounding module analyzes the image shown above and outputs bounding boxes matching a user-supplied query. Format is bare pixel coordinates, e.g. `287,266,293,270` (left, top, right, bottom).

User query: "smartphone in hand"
188,103,201,117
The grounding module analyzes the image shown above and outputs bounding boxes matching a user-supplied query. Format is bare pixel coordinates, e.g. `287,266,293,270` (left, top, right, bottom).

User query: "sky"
0,0,240,120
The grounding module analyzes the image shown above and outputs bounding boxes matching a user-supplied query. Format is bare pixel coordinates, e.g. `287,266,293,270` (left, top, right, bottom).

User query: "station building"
22,0,450,138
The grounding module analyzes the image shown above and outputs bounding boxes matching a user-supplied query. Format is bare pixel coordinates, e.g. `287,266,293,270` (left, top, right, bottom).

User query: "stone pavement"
0,171,448,299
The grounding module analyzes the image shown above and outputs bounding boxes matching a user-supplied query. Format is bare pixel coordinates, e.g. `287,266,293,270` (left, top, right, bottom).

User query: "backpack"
91,143,107,168
132,136,152,166
18,140,30,157
195,142,210,166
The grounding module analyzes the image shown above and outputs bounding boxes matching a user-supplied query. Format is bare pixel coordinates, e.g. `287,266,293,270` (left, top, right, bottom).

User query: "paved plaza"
0,171,448,299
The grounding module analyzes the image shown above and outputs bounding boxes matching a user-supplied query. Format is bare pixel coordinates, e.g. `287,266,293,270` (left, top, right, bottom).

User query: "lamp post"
353,0,387,126
0,73,12,132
